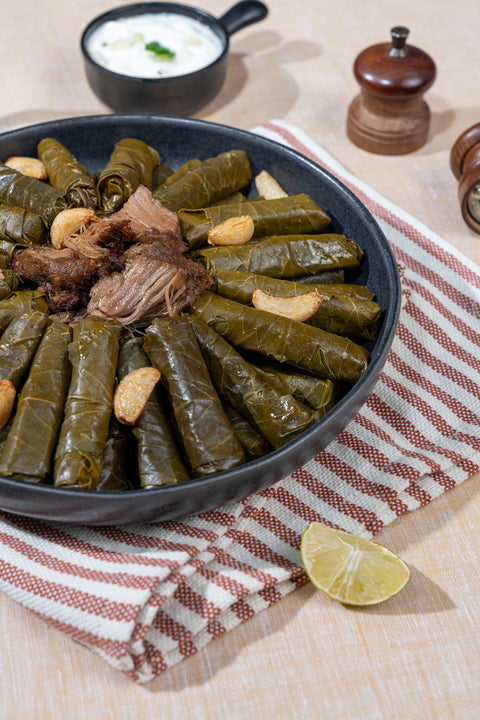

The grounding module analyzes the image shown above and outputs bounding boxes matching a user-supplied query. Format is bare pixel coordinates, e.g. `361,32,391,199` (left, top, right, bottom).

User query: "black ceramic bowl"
0,115,401,525
80,1,268,115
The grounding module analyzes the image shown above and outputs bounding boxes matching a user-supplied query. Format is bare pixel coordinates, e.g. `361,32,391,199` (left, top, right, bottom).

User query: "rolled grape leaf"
0,419,13,457
191,292,369,384
295,271,374,295
37,137,98,209
96,417,135,492
189,315,321,448
0,268,18,300
209,190,247,207
192,234,363,278
0,238,22,269
309,293,382,339
249,359,337,413
0,321,72,482
0,291,48,335
97,138,161,214
223,403,272,461
295,269,346,285
53,316,122,490
151,162,174,191
211,269,382,338
160,158,202,188
0,202,48,245
144,315,245,476
0,162,68,226
212,269,374,301
0,310,49,387
180,193,331,250
153,150,251,213
118,335,190,488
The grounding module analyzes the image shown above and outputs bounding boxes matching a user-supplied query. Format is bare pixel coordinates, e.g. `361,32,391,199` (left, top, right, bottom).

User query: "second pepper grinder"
347,27,437,155
450,123,480,234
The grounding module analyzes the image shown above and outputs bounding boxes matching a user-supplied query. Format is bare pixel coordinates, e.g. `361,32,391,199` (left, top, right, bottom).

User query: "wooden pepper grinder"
450,123,480,234
347,27,436,155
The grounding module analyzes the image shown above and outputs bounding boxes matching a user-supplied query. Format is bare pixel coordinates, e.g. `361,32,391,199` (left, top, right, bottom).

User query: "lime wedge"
300,522,410,606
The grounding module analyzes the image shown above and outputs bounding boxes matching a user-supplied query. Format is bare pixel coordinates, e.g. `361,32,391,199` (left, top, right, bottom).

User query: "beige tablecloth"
1,0,480,717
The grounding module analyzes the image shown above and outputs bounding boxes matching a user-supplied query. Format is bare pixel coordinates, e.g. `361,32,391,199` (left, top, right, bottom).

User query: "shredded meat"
13,246,98,311
112,184,185,251
13,220,135,312
87,242,212,326
12,187,211,324
63,217,133,265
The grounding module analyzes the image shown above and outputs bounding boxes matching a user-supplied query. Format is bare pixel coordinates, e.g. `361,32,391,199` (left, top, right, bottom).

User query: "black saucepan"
80,1,269,115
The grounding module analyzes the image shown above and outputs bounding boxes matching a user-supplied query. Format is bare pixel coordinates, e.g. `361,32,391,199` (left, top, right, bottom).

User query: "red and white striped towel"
1,121,479,683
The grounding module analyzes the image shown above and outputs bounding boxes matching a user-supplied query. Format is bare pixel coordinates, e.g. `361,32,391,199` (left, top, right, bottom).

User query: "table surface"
2,1,480,718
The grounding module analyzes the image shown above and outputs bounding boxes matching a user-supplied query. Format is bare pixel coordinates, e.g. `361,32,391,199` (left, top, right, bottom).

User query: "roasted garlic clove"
5,156,48,180
207,215,255,246
255,170,288,199
252,289,323,322
113,366,161,425
0,379,16,431
50,208,96,249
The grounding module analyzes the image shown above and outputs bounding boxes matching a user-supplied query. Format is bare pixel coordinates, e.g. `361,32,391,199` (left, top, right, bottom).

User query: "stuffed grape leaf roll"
151,162,174,191
96,417,135,492
0,290,48,335
0,310,49,388
53,316,122,490
223,403,272,461
192,234,363,278
0,202,48,246
0,162,68,226
119,335,190,488
0,321,72,483
211,269,382,339
153,150,251,213
211,268,374,302
295,269,346,285
249,360,337,413
160,158,202,188
0,238,22,269
97,138,161,214
209,190,247,207
191,292,369,384
37,137,98,209
144,315,245,477
0,269,18,301
189,315,321,449
308,293,382,339
180,194,331,250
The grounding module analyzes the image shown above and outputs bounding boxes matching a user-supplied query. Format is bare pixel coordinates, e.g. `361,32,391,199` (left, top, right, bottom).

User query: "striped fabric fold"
0,120,479,682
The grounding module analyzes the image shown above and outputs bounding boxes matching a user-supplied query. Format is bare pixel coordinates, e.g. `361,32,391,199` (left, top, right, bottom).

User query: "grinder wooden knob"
450,123,480,234
347,27,436,155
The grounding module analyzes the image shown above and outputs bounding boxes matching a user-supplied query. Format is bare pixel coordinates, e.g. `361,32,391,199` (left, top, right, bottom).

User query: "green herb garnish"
145,41,175,60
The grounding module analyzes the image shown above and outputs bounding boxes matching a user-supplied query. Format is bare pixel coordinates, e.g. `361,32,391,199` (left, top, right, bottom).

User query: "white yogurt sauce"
86,13,224,79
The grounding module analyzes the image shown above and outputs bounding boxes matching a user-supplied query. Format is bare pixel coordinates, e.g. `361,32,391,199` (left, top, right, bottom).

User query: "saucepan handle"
218,0,269,37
